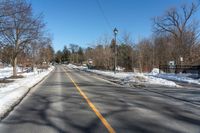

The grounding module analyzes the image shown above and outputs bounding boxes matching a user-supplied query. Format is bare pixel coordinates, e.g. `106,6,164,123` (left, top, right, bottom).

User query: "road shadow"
0,81,106,133
67,73,200,133
1,66,200,133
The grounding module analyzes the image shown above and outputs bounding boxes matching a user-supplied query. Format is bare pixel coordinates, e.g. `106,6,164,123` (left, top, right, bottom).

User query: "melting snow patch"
122,73,178,87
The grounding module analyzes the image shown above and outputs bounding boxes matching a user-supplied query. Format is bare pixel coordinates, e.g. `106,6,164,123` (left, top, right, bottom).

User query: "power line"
95,0,124,45
96,0,113,30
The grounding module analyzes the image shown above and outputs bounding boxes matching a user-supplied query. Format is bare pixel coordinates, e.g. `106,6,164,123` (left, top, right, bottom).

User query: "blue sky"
29,0,199,51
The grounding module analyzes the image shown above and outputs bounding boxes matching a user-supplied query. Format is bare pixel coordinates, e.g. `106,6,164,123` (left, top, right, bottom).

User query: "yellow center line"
63,68,116,133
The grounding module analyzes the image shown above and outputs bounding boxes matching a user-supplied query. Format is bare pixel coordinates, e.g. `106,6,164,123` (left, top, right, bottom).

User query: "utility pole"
113,28,118,74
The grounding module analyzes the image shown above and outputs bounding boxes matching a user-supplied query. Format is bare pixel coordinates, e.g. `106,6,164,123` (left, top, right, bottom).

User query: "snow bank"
123,74,178,87
0,67,22,79
0,66,54,119
147,68,200,85
150,68,165,75
153,73,200,85
66,64,178,87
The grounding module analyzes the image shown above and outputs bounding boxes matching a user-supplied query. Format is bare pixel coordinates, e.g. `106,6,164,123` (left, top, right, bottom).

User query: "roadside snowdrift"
66,64,178,87
0,67,22,79
149,68,200,85
0,66,54,119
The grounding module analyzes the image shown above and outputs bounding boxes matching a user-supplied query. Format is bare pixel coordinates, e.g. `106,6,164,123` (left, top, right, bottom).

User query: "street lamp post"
113,28,118,74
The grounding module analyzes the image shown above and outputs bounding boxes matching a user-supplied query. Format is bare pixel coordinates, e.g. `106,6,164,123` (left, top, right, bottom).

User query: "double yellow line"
63,68,116,133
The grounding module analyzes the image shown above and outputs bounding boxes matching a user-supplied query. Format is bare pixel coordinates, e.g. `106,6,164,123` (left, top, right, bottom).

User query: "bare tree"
55,50,63,64
69,44,79,63
0,45,13,64
137,38,154,72
153,1,200,64
152,35,173,66
0,0,44,76
38,37,54,65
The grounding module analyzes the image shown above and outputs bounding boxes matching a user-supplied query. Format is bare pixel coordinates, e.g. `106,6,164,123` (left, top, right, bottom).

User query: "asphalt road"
0,65,200,133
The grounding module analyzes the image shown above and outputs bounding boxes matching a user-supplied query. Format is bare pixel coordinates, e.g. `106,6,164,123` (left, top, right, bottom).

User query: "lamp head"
113,28,118,35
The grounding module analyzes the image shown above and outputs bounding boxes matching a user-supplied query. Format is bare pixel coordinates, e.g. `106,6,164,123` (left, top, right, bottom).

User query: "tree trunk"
13,57,17,76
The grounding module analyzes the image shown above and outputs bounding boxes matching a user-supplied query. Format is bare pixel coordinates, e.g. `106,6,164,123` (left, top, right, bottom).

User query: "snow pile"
116,66,125,72
123,74,178,87
148,68,200,85
66,64,178,87
88,70,177,87
153,73,200,85
0,66,54,119
150,68,162,75
0,67,22,79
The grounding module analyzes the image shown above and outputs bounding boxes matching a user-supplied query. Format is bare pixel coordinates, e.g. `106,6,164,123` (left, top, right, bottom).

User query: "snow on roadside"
149,68,200,85
152,73,200,85
122,74,178,87
0,66,54,119
0,67,22,79
66,64,178,87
